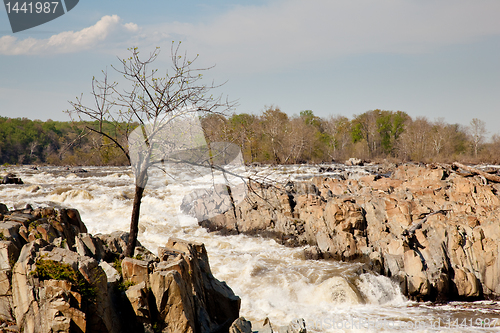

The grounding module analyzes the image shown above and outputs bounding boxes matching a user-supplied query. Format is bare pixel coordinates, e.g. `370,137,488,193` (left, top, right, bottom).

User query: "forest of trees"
1,108,499,166
0,117,128,166
201,108,500,165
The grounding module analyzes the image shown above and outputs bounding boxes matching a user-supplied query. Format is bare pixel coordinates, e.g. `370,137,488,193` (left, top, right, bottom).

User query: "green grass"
33,259,97,301
115,280,136,292
112,257,122,276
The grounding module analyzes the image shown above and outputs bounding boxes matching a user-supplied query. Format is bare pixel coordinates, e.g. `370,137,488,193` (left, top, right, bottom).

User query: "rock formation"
1,174,23,185
0,204,241,333
196,163,500,301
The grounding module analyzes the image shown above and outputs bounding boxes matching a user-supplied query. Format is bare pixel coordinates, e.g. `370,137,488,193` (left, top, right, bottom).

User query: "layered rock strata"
0,204,241,333
195,163,500,301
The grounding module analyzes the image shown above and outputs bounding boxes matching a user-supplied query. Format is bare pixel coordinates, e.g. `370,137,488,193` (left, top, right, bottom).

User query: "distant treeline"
201,107,500,165
0,117,128,165
1,109,499,166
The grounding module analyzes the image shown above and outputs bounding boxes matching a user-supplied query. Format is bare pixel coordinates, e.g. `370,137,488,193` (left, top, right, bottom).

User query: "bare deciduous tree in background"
468,118,487,158
261,106,289,163
68,43,235,257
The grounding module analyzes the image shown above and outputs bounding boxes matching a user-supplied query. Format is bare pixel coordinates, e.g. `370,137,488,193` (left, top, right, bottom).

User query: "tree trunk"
124,184,145,257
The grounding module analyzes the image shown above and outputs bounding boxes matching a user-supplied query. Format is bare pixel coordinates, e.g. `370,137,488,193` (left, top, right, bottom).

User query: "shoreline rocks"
0,204,242,333
196,163,500,302
1,174,23,185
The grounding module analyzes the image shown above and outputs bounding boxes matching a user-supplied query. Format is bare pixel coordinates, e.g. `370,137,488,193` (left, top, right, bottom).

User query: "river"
1,165,499,332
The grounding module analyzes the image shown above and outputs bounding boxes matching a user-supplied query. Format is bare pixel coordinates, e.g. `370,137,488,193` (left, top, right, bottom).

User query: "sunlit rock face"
200,163,500,301
0,202,241,333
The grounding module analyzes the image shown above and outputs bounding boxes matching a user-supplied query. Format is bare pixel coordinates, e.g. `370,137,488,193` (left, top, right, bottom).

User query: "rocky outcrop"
0,204,241,332
1,174,23,185
197,163,500,301
12,241,114,333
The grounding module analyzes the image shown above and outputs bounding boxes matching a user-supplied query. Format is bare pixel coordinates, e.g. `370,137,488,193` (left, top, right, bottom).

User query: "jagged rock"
122,257,149,285
60,208,87,234
99,261,120,284
0,222,23,250
75,233,108,262
453,268,480,298
125,281,150,320
0,202,242,333
0,204,8,215
95,231,131,256
199,163,500,301
0,241,19,322
12,243,117,333
38,279,86,332
150,269,196,333
229,317,252,333
133,245,158,263
154,238,241,333
1,174,23,185
345,158,363,166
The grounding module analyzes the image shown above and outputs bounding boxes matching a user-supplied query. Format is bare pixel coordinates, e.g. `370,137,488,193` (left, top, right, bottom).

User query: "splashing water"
1,165,499,332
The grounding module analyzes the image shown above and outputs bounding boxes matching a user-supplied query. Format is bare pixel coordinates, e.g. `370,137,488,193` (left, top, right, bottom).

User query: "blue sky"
1,0,499,137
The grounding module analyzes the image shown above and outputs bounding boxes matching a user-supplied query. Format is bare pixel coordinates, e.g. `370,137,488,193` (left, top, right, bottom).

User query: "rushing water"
1,165,499,332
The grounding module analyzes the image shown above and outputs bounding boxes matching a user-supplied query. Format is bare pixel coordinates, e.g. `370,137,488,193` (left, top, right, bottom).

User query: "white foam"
1,165,499,332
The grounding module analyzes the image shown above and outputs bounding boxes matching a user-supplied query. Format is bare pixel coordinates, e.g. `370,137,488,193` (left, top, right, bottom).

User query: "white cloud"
2,1,499,68
144,0,500,72
0,15,139,55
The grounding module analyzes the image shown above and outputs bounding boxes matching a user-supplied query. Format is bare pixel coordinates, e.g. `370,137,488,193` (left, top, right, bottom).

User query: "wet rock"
251,317,306,333
303,246,322,260
229,317,252,333
25,185,40,193
1,174,23,185
287,318,307,333
345,158,363,166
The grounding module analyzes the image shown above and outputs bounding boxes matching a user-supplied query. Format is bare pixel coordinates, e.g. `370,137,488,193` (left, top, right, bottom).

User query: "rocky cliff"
0,204,241,332
195,163,500,301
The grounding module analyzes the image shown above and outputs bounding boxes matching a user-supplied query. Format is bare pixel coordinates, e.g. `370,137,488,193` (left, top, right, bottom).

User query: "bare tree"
67,43,235,257
261,106,289,163
324,115,352,160
29,140,39,161
351,110,380,158
396,117,431,161
468,118,487,158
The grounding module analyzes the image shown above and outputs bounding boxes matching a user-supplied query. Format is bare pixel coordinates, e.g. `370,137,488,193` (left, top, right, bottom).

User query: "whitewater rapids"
0,165,499,332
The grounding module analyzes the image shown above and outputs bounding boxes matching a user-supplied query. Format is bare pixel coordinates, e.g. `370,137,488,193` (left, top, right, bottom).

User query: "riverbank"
0,203,243,332
195,162,500,302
